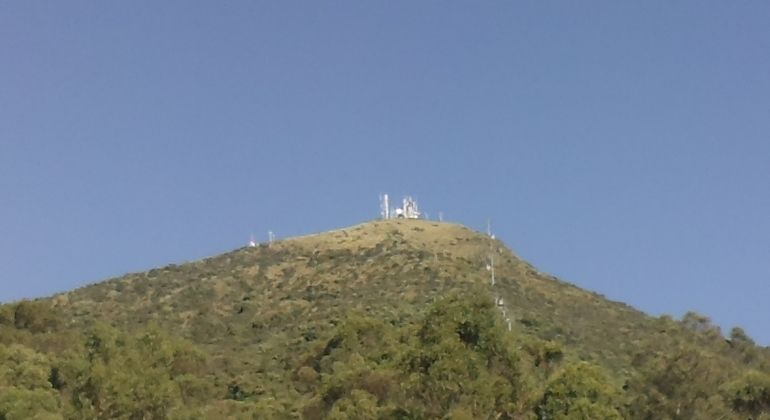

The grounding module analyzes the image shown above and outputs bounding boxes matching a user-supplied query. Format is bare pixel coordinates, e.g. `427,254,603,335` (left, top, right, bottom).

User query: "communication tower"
400,196,421,219
380,194,390,220
379,194,422,219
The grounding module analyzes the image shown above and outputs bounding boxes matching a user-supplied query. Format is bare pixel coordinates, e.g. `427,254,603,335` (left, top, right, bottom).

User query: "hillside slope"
54,220,652,379
2,219,769,418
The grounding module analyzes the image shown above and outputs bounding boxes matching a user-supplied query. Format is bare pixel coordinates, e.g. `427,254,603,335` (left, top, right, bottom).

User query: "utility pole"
490,254,495,286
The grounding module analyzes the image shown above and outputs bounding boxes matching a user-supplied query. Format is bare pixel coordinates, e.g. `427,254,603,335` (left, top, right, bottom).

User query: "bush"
12,301,58,333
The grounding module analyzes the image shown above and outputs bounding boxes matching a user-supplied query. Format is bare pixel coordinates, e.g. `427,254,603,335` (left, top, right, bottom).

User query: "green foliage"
730,326,755,345
0,300,60,333
0,305,14,326
298,292,529,418
0,387,62,420
626,345,732,419
536,362,622,420
327,389,379,419
64,323,209,419
723,370,770,417
1,220,769,418
400,292,523,417
0,344,62,419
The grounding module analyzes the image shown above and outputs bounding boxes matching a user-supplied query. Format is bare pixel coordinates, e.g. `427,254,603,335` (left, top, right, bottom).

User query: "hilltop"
1,219,769,419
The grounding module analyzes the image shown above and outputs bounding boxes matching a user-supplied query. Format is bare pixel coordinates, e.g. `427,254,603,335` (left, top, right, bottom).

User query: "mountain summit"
1,220,768,418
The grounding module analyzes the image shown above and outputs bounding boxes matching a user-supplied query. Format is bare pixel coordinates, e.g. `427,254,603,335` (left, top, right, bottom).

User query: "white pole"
384,194,389,219
491,254,495,286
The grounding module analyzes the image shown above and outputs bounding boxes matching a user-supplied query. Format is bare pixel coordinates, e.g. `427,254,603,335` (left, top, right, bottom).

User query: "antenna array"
484,218,512,332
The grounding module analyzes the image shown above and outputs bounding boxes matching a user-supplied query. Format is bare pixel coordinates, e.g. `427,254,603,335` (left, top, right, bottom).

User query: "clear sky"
1,2,768,343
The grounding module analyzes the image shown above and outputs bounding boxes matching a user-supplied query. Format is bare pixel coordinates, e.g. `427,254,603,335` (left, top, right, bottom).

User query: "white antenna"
438,211,443,222
268,230,275,245
490,254,496,286
248,234,256,247
389,195,422,219
401,196,421,219
487,218,492,237
380,194,390,220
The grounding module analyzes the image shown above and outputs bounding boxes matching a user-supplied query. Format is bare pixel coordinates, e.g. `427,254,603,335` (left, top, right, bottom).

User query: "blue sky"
1,2,769,343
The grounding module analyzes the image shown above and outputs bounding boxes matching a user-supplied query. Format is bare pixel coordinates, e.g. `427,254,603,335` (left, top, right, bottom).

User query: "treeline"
2,295,770,419
294,293,620,419
0,301,216,419
294,293,770,419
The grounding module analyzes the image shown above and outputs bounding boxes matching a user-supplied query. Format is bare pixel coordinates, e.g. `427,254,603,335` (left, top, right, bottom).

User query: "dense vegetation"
1,220,769,418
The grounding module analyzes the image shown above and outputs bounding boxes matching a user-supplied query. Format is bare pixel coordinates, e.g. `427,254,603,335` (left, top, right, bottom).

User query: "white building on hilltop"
380,194,422,220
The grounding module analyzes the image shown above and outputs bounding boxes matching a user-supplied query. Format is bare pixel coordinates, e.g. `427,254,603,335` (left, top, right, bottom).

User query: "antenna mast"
380,193,390,220
490,254,495,286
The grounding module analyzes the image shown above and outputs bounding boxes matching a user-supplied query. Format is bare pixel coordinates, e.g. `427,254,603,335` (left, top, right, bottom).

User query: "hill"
1,219,769,419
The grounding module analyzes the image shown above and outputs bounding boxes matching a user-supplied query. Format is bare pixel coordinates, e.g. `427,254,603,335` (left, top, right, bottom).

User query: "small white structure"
248,234,256,247
380,194,422,220
400,196,421,219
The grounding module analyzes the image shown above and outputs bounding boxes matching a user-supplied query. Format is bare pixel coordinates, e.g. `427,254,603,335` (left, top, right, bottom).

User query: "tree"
11,301,58,333
68,323,208,419
0,344,62,419
327,389,379,419
626,345,731,419
401,291,523,417
723,370,770,417
300,292,525,419
536,361,622,420
0,304,14,326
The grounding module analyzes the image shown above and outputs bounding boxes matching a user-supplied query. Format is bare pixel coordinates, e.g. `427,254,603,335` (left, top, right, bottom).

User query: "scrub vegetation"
1,220,768,418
